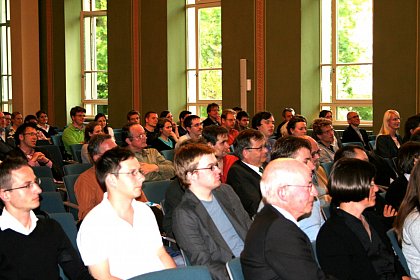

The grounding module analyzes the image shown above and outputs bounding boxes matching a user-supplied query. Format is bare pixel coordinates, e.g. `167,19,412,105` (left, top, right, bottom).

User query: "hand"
383,204,397,218
216,115,221,124
402,276,411,280
139,163,158,175
32,152,49,164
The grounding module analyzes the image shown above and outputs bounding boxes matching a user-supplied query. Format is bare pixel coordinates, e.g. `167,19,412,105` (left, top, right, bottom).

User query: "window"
81,0,108,116
186,0,221,117
320,0,372,125
0,0,11,112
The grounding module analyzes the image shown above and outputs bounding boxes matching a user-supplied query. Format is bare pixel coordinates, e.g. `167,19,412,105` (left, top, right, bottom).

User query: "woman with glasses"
376,109,402,158
316,158,409,280
151,118,178,152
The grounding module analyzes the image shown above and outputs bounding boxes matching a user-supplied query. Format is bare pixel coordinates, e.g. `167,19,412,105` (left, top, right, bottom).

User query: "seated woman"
386,141,420,210
376,110,403,158
150,118,178,152
36,110,59,138
286,115,307,137
160,110,179,138
316,158,408,280
81,121,103,163
394,161,420,278
94,113,114,140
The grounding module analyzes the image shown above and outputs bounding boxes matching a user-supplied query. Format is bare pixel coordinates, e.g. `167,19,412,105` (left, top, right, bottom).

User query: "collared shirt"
62,123,85,154
351,124,365,144
271,204,299,227
0,208,38,235
134,148,175,181
242,161,263,176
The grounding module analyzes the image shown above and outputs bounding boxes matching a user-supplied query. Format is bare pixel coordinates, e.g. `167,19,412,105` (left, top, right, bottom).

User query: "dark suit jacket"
385,175,408,210
241,205,327,280
316,210,405,280
202,117,219,127
226,160,262,218
162,177,185,237
375,134,402,158
0,138,14,161
173,185,251,280
342,125,369,150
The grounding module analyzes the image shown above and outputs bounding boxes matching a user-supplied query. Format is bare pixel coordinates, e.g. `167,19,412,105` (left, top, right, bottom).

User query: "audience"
235,110,250,131
62,106,86,157
312,118,338,163
342,111,370,150
176,114,203,148
376,109,402,158
77,147,175,279
81,121,103,164
144,111,159,146
177,110,191,137
94,113,114,140
172,143,251,280
0,157,93,279
122,123,175,181
202,102,220,127
221,109,239,146
127,110,141,125
150,118,178,152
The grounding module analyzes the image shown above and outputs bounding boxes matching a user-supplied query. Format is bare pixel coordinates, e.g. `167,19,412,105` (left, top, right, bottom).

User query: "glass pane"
84,15,108,71
188,105,197,115
84,72,108,99
198,7,221,68
97,104,108,115
84,17,93,71
85,104,93,116
187,8,196,69
1,26,6,74
337,0,372,63
199,106,207,118
336,106,373,121
321,66,332,102
97,72,108,99
187,70,197,103
336,64,372,100
186,0,196,4
0,0,5,23
95,0,107,10
95,15,107,70
321,0,332,64
199,70,222,100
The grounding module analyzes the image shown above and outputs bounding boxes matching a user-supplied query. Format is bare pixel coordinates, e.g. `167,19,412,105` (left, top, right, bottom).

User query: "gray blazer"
173,184,251,280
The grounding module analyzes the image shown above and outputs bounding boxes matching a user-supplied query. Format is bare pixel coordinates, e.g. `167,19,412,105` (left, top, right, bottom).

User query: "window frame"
0,0,11,112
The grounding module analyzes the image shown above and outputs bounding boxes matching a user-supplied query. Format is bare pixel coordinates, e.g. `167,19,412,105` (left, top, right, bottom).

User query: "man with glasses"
77,147,175,279
342,111,370,150
176,115,203,148
251,111,276,154
226,129,268,218
122,123,174,181
312,118,339,164
62,106,86,156
0,111,14,161
172,143,251,280
241,158,328,280
221,109,239,146
0,157,92,279
202,102,221,127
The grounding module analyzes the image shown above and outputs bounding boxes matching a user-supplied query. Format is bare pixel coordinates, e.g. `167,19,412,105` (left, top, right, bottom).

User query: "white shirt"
242,161,263,176
77,193,164,279
271,204,299,227
0,208,38,235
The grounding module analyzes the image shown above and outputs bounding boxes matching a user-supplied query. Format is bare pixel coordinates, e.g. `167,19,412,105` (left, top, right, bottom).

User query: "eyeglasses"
75,114,86,118
349,115,360,119
285,183,314,191
112,169,143,177
131,134,146,140
190,123,202,128
24,132,37,137
311,149,321,158
3,178,41,192
245,145,267,151
193,163,219,172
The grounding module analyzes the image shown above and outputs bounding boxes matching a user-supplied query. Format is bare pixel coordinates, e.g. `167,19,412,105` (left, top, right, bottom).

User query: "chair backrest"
142,180,171,204
38,144,65,169
160,149,174,161
320,162,334,178
39,177,57,192
368,140,376,151
63,174,80,206
32,166,54,179
49,212,78,252
114,130,123,146
226,258,244,280
342,141,364,148
36,139,51,146
386,229,411,276
63,163,92,176
51,134,63,147
127,266,212,280
40,192,66,214
69,144,83,163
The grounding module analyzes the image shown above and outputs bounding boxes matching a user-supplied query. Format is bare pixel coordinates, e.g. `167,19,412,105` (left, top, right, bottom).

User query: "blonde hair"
378,109,400,136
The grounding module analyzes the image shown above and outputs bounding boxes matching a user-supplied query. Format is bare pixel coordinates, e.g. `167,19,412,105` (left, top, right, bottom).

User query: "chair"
63,174,80,220
226,258,244,280
142,180,171,204
39,177,58,192
114,130,123,146
342,141,364,148
320,162,334,178
36,139,51,146
160,149,174,161
127,266,212,280
69,144,83,163
368,140,376,151
32,166,54,179
63,163,92,176
386,229,411,276
49,212,79,252
40,192,66,214
37,144,66,170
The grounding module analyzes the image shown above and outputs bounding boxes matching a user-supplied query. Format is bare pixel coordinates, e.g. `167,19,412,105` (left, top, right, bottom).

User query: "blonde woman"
376,109,402,158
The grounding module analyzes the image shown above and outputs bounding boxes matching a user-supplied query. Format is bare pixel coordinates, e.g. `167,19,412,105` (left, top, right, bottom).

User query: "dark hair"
282,108,295,118
121,123,138,147
95,146,135,192
179,110,192,121
35,110,47,119
70,106,86,117
233,129,265,160
396,141,420,174
206,103,219,114
24,115,37,124
174,143,215,188
251,111,273,129
221,109,236,120
319,110,332,118
202,126,228,145
3,112,11,117
14,123,38,145
144,111,157,122
312,118,332,135
403,115,420,143
328,158,376,204
127,110,140,121
156,118,172,136
84,121,101,143
394,162,420,243
184,115,200,128
88,134,113,161
11,112,22,120
236,111,249,120
94,113,110,135
271,136,311,161
410,129,420,142
232,107,242,112
334,145,366,162
0,157,29,191
286,115,307,135
160,110,171,118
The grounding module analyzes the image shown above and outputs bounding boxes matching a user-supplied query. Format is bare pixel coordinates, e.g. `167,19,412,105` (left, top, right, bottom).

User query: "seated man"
77,147,175,279
0,111,14,161
144,111,159,145
220,109,239,146
127,110,141,125
0,157,92,279
312,118,339,164
62,106,86,157
172,143,251,280
176,114,203,148
122,123,175,181
241,158,327,279
342,111,369,150
251,111,276,153
202,102,220,127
